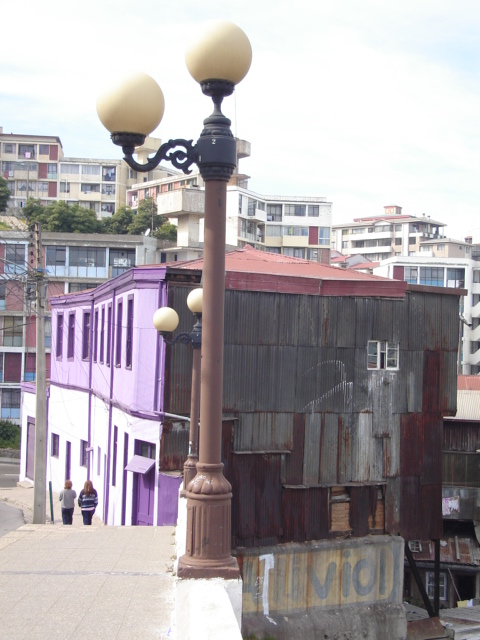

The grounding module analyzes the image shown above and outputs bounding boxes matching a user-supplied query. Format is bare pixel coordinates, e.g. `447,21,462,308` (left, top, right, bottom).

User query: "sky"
2,1,480,240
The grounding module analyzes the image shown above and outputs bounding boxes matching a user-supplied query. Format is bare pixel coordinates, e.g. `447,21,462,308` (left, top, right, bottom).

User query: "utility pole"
32,221,47,524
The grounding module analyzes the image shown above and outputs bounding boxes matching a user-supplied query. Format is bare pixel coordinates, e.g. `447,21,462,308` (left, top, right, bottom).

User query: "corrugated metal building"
162,246,460,548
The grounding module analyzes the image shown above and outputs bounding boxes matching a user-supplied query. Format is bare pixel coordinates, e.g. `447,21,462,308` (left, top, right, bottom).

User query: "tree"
128,197,167,235
154,222,177,241
0,176,11,214
22,200,103,234
101,206,134,235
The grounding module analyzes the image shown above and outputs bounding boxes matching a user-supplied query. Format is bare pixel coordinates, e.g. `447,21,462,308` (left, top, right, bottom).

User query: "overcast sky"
2,1,480,240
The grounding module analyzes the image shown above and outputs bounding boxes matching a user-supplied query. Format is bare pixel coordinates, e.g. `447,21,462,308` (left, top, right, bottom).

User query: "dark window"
67,313,75,358
68,283,98,293
82,312,91,360
115,302,122,367
80,440,88,467
3,317,23,346
5,245,25,274
112,426,118,486
308,205,319,217
106,305,112,366
126,297,133,369
93,310,98,363
39,144,49,155
51,433,59,457
109,249,136,277
56,314,64,358
46,246,66,267
285,204,306,216
266,204,282,222
69,247,106,268
100,307,105,364
446,268,465,289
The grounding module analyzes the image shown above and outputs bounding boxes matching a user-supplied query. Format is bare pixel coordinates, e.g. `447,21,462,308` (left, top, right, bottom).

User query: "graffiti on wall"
242,536,403,615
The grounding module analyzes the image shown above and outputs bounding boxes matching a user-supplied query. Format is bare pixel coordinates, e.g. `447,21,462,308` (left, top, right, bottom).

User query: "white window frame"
426,571,447,601
367,341,399,370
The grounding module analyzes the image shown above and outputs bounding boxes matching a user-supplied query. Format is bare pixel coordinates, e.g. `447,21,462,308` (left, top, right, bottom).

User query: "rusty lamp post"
97,20,251,578
153,288,203,495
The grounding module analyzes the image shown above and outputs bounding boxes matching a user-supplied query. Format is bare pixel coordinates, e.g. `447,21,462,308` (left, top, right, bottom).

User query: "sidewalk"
0,484,177,639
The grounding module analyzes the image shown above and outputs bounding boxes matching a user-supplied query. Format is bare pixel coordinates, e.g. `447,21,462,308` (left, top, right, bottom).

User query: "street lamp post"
153,288,203,493
97,20,252,579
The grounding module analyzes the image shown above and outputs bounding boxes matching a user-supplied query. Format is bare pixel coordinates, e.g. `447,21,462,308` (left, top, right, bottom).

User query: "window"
100,307,105,364
60,164,79,174
81,164,101,175
51,433,60,458
109,249,135,277
80,440,88,467
426,572,447,601
102,184,116,195
106,305,112,366
285,204,306,217
0,283,5,310
352,228,365,234
47,163,57,179
19,144,35,158
67,313,75,359
419,267,444,287
367,341,399,370
266,225,282,237
408,541,422,553
82,312,91,360
5,244,25,274
3,143,15,154
112,426,118,486
24,354,35,381
102,166,116,181
395,238,402,246
3,317,23,346
283,247,305,258
267,204,282,221
39,144,49,155
1,389,21,419
126,298,133,369
46,246,66,275
283,227,308,236
404,267,418,284
69,283,98,293
69,247,106,268
56,314,64,357
308,205,319,217
446,268,465,289
115,302,123,366
247,198,257,216
80,183,100,193
93,310,99,363
318,227,330,245
45,318,51,348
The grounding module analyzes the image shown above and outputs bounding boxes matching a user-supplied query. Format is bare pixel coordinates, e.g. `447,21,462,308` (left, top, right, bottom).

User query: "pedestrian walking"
59,479,77,525
78,479,98,525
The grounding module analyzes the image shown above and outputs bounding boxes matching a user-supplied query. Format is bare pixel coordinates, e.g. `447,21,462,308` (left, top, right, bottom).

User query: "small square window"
408,540,422,553
367,341,399,370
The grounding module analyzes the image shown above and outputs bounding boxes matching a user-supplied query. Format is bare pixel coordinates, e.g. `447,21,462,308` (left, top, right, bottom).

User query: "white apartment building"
127,139,332,263
332,205,450,262
0,127,171,217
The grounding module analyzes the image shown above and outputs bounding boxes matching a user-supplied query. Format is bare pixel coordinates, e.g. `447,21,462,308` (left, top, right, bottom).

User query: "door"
26,421,35,480
65,440,71,481
133,468,155,526
132,440,155,526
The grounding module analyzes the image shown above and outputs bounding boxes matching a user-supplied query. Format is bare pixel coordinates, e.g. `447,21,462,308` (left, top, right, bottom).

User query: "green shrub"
0,420,20,449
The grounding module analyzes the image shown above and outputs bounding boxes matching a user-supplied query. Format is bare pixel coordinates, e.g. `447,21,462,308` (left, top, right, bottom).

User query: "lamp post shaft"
182,343,201,491
177,176,239,579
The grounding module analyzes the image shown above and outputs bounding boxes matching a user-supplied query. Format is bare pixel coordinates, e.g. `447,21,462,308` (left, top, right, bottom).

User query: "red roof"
168,246,407,297
458,376,480,391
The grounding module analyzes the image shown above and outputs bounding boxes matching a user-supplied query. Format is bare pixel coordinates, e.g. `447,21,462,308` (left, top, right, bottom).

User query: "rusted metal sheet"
440,351,458,415
421,416,442,486
303,413,321,486
408,293,426,350
282,487,329,542
319,413,339,485
406,617,448,640
384,414,400,478
233,412,293,453
423,350,440,413
443,452,480,487
337,414,352,485
354,297,376,347
232,453,283,548
424,293,443,350
444,421,480,452
283,413,305,485
159,423,189,471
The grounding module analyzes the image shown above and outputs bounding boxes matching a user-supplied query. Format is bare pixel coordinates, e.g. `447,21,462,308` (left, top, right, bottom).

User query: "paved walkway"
0,485,177,639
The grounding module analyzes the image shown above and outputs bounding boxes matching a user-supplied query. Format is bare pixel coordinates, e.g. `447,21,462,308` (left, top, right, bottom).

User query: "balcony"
157,188,205,217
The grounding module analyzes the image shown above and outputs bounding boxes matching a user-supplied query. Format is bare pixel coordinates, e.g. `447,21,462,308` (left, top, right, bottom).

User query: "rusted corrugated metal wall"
166,284,459,548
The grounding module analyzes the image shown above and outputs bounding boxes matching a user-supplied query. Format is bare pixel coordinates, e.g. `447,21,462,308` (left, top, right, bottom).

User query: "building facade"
331,205,463,263
20,246,460,638
0,230,166,423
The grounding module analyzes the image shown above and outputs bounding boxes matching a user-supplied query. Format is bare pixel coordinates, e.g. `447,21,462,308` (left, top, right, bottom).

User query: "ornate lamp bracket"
110,134,198,174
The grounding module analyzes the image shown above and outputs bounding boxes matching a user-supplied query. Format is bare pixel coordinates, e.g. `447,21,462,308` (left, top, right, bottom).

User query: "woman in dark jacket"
78,479,98,525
